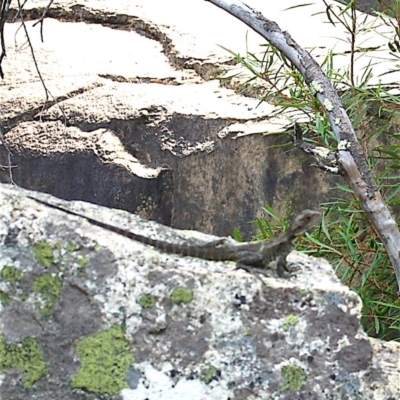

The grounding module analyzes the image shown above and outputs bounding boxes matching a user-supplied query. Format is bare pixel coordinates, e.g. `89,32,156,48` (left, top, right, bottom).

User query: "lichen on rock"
71,326,134,395
0,335,49,388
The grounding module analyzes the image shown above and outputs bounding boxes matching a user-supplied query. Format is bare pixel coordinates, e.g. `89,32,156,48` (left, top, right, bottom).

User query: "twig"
0,0,12,78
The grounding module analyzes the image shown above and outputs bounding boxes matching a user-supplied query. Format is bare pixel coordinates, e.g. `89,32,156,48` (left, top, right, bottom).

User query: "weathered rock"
0,0,364,237
0,184,399,399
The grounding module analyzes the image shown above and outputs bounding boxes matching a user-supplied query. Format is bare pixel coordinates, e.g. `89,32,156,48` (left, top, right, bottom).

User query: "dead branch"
0,0,67,184
0,0,11,78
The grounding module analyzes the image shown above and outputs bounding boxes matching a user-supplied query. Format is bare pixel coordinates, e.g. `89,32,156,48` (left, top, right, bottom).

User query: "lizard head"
290,209,322,236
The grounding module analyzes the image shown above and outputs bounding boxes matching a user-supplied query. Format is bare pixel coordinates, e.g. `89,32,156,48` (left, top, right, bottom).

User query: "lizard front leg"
276,254,302,278
236,252,292,280
276,254,290,277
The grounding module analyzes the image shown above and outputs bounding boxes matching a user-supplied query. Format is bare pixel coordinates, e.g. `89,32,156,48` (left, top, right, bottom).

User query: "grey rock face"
0,185,399,399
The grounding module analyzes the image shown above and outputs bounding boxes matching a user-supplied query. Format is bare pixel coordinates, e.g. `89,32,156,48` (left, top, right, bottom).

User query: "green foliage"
258,189,400,341
253,204,291,241
254,205,400,340
309,202,400,341
221,0,400,341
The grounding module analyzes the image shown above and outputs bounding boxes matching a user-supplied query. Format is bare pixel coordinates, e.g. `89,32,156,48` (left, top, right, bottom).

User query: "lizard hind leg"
234,263,267,285
276,255,290,277
234,256,271,286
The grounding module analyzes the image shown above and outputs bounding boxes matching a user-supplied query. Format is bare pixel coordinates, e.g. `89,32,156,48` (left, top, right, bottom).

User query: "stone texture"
0,0,373,237
1,1,398,237
0,184,399,399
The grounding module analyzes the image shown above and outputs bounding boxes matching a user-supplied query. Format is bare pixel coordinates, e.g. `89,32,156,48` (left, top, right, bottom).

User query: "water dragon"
28,196,321,278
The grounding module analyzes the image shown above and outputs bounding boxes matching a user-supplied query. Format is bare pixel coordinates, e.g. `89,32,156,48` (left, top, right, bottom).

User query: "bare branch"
0,0,12,78
0,0,67,184
32,0,54,41
16,0,51,106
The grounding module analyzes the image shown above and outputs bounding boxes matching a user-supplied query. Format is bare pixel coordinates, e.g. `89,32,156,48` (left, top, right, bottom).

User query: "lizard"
27,195,321,278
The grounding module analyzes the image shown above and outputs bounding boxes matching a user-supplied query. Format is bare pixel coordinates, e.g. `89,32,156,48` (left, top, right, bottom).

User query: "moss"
149,326,166,334
77,256,88,268
0,265,24,283
76,256,89,276
282,315,299,332
201,364,219,384
0,290,10,306
33,274,62,317
0,335,49,388
139,294,156,308
170,287,193,305
71,326,133,395
282,365,307,391
66,242,77,252
19,293,28,302
33,241,55,267
243,327,250,336
0,266,24,307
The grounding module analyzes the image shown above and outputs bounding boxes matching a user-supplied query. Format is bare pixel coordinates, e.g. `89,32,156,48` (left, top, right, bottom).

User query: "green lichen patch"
0,265,24,283
77,255,88,268
149,325,166,335
170,287,193,304
33,274,62,317
71,326,133,395
0,266,25,307
19,292,28,302
282,365,307,391
76,255,89,277
201,364,220,384
0,335,49,388
139,294,156,308
33,241,55,267
282,315,299,332
0,290,10,306
66,242,78,252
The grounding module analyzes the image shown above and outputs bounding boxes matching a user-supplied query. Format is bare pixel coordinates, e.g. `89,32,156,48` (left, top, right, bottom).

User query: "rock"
0,184,399,399
0,0,357,237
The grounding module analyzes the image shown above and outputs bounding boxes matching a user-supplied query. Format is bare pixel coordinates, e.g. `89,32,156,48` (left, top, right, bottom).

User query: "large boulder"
0,184,399,399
